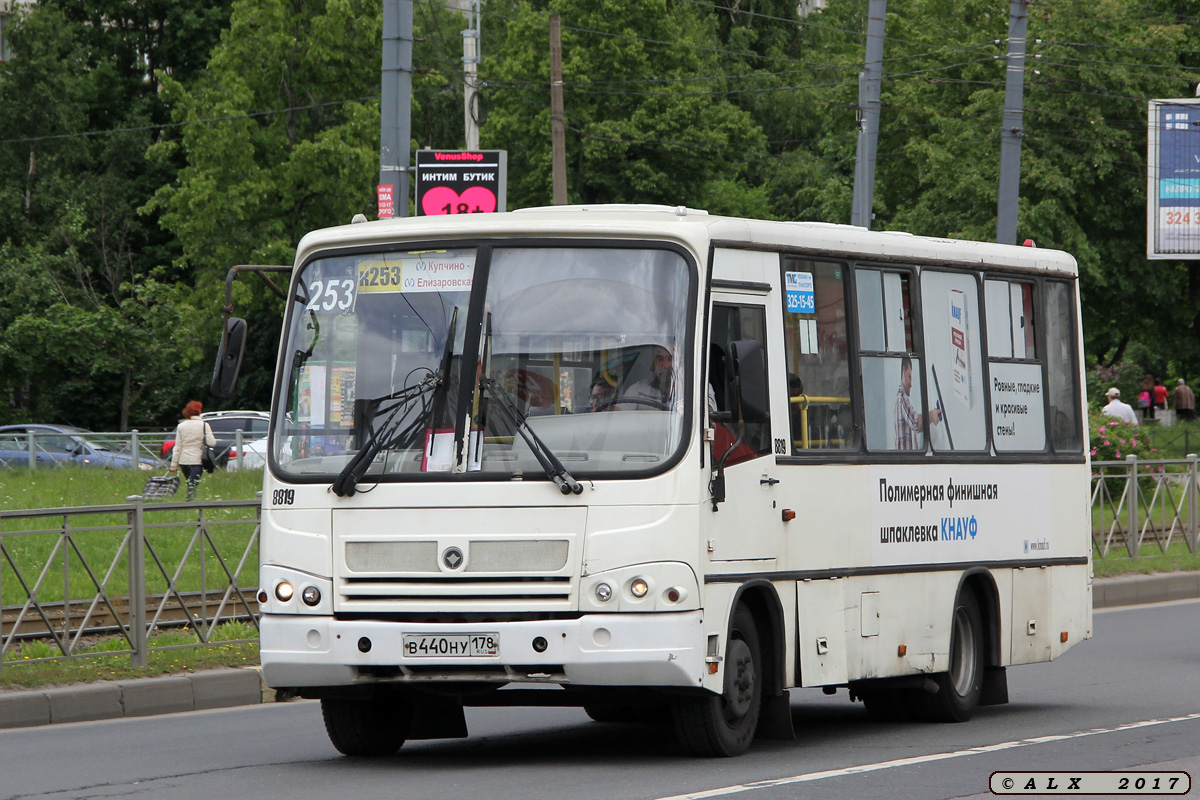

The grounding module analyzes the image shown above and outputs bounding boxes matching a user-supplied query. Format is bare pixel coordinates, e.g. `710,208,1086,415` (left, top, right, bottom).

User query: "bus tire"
321,695,412,756
671,605,762,757
923,590,984,723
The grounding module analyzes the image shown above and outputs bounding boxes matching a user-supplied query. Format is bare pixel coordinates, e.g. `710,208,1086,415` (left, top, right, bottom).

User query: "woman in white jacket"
169,400,217,500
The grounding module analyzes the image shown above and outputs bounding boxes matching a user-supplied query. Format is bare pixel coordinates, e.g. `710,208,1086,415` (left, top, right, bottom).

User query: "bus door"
707,295,783,563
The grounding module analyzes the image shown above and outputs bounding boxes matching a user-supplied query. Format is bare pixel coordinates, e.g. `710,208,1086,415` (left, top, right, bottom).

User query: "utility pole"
380,0,413,218
851,0,886,229
549,12,567,205
996,0,1028,245
462,0,480,151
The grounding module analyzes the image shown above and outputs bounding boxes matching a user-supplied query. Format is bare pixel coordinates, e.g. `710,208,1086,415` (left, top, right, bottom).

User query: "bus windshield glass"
274,244,694,481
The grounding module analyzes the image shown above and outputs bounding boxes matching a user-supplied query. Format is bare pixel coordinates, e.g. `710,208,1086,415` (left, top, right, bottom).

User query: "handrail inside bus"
788,393,851,450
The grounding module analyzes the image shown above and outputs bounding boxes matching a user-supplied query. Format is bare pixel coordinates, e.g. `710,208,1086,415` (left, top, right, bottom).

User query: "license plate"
402,633,499,658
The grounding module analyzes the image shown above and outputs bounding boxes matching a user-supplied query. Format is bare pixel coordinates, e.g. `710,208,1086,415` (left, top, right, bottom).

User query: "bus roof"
296,204,1078,277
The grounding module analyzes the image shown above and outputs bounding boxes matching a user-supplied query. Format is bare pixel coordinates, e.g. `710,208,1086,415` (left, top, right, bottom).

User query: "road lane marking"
654,712,1200,800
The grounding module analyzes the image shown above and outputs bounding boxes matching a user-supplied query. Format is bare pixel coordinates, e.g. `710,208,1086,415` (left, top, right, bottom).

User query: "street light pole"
997,0,1028,245
380,0,413,218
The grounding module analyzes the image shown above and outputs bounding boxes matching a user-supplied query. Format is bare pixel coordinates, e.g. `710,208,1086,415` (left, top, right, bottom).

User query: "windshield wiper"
331,309,459,497
330,377,437,497
481,375,583,495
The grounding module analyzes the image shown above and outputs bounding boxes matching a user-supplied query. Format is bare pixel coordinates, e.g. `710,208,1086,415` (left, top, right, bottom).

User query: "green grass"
0,620,260,690
0,465,263,509
1130,420,1200,460
1093,540,1200,577
0,467,264,606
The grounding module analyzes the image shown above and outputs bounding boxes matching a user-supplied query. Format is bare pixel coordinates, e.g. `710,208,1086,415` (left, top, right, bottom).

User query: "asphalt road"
2,599,1197,800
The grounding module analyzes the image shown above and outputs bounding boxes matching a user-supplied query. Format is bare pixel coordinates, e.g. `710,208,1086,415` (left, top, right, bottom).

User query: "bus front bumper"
260,611,706,690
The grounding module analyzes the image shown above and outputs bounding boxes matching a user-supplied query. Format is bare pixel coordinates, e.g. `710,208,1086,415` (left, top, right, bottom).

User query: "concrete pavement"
1,572,1197,730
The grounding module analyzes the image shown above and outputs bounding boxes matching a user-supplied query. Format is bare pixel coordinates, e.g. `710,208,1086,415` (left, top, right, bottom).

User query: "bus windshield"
274,244,694,482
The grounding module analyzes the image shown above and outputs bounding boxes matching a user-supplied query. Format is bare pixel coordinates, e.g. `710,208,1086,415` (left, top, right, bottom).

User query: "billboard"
1147,98,1200,259
414,150,507,217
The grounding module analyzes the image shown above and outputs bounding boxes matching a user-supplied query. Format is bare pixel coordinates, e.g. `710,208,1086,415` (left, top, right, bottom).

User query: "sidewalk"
1,573,1196,730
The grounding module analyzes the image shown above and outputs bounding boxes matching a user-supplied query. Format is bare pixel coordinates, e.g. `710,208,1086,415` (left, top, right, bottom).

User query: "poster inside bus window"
296,363,356,457
921,273,986,451
948,288,972,408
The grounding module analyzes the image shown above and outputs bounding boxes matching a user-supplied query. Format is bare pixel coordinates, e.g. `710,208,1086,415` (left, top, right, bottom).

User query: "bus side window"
986,277,1046,453
710,303,771,465
856,267,932,452
1044,281,1083,452
782,259,855,452
920,270,987,452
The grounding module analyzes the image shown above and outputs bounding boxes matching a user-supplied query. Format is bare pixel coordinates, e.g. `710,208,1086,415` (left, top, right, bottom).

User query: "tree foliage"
2,0,1200,428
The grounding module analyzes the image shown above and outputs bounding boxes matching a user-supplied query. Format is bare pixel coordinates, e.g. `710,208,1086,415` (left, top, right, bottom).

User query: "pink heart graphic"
421,186,498,216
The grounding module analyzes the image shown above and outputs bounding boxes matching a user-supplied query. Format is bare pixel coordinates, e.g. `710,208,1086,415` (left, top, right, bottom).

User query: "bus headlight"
630,578,649,598
595,583,613,602
275,581,294,602
301,586,321,606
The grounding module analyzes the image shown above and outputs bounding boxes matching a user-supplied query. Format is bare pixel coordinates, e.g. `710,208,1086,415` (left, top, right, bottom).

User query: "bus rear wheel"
672,605,762,757
321,694,413,756
922,590,984,722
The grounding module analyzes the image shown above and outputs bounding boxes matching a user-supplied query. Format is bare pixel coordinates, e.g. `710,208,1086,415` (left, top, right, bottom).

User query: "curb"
1093,571,1200,609
0,667,266,730
1,574,1196,730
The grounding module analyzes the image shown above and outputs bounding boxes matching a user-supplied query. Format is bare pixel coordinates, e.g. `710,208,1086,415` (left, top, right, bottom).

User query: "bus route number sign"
785,271,815,314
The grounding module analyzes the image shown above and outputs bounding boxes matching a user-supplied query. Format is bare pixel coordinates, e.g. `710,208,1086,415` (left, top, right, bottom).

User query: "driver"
617,345,681,411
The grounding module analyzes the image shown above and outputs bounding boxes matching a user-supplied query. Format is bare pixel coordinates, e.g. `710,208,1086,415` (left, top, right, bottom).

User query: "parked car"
224,436,267,470
161,410,270,468
0,424,159,470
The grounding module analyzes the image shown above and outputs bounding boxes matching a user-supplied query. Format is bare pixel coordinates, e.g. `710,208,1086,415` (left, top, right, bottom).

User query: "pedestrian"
169,400,216,500
1101,387,1138,426
1139,374,1155,420
1154,378,1169,417
1174,378,1196,423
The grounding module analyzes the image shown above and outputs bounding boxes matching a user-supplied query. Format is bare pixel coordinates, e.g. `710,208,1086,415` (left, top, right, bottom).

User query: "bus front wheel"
923,590,985,722
672,605,762,757
321,694,413,756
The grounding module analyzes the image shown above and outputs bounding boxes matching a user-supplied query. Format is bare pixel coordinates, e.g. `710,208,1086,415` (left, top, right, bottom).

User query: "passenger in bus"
894,356,941,450
587,373,617,411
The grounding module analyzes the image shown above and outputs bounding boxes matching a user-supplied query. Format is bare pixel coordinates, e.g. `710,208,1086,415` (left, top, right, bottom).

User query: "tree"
481,0,770,212
0,1,232,429
145,0,384,410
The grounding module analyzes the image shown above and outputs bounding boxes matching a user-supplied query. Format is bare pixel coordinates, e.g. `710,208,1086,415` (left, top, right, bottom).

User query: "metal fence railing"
0,495,260,671
0,428,257,470
1092,455,1200,559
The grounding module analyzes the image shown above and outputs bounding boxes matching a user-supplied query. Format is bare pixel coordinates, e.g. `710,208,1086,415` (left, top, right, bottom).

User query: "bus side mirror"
211,317,248,398
728,339,769,424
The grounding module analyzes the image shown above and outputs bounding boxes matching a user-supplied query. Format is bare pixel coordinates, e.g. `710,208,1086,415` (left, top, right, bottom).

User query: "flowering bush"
1089,416,1157,463
1086,360,1147,415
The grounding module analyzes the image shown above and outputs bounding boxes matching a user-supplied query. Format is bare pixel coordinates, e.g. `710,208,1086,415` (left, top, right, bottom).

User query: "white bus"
216,205,1091,757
